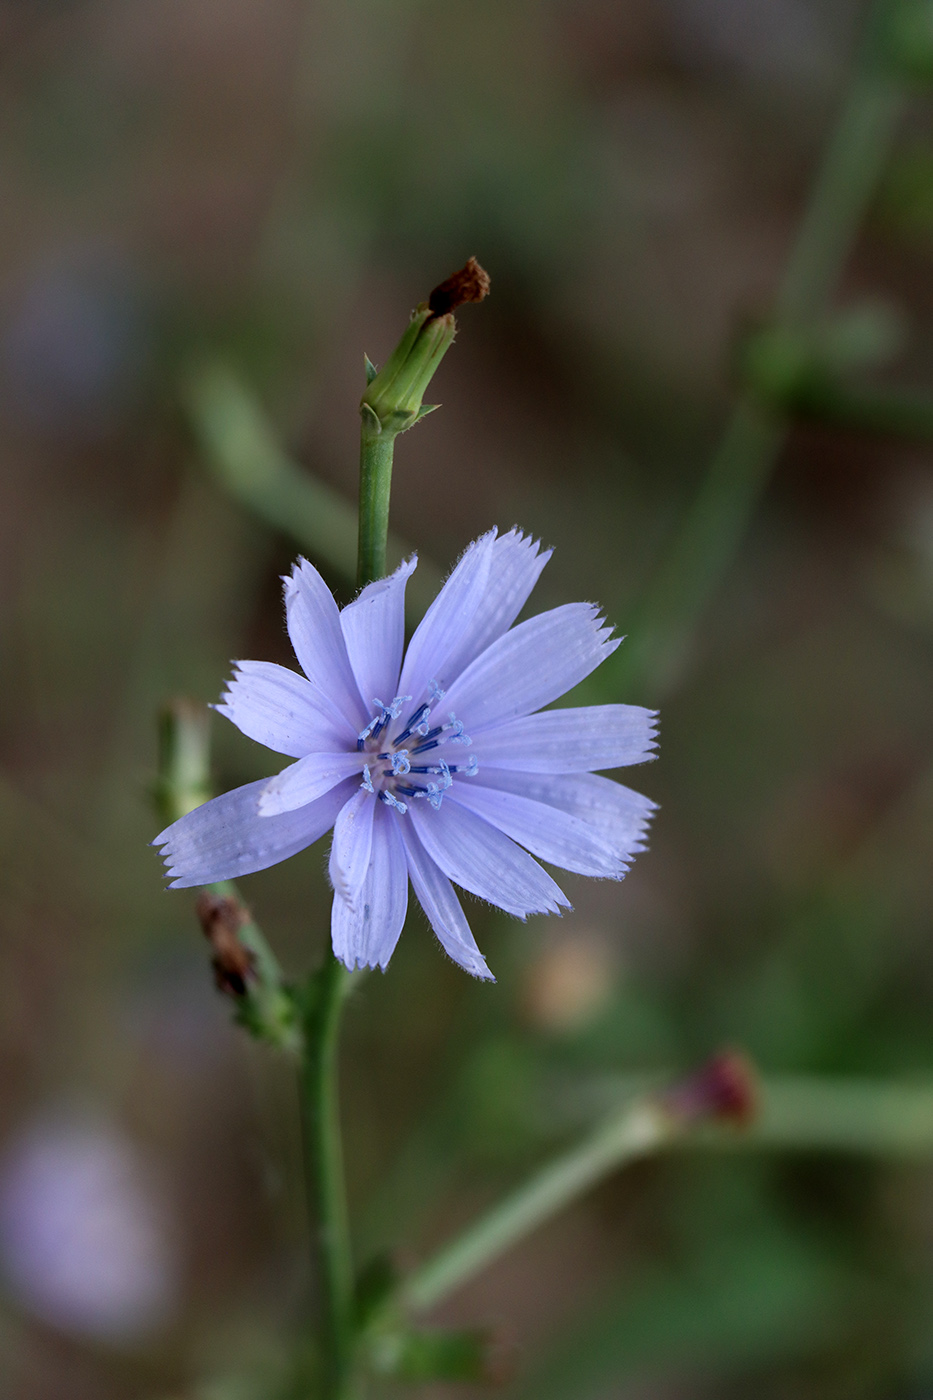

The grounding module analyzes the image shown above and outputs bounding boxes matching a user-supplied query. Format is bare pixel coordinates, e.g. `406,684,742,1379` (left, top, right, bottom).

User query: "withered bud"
428,257,490,318
195,893,256,997
659,1050,759,1129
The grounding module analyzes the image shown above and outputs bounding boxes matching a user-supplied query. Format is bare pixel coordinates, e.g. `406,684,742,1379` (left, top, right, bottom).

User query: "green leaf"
355,1252,398,1330
367,1326,501,1383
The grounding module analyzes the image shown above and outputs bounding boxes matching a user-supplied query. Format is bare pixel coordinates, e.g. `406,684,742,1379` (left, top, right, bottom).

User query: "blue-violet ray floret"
153,528,658,980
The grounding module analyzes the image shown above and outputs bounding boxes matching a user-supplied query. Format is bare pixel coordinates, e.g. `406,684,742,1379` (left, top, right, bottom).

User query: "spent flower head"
154,529,658,980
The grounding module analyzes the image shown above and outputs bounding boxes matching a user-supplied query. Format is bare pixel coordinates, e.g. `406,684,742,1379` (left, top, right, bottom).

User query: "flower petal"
331,803,408,971
475,705,657,773
259,752,366,816
399,821,494,980
216,660,356,757
328,787,376,908
471,769,656,861
448,782,624,878
408,796,569,918
439,529,551,683
441,604,620,734
284,558,366,726
398,531,495,704
340,556,417,711
153,778,353,888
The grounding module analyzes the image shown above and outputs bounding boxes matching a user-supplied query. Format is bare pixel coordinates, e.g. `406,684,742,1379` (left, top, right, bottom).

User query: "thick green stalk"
305,372,401,1400
357,426,396,589
303,955,356,1398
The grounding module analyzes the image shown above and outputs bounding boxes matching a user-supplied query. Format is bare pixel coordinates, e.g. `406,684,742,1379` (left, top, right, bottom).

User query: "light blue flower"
153,529,658,980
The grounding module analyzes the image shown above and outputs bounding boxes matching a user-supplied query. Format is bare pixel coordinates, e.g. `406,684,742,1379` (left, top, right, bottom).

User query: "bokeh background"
2,0,933,1395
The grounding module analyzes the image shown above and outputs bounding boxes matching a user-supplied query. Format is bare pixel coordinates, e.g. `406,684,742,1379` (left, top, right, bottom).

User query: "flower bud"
361,259,489,437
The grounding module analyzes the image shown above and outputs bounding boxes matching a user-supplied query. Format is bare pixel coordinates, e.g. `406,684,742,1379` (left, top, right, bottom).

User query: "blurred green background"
2,0,933,1395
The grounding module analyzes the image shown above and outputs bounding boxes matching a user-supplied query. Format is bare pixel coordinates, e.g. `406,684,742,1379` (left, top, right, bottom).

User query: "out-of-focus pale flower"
154,529,657,980
522,933,618,1033
0,1110,177,1341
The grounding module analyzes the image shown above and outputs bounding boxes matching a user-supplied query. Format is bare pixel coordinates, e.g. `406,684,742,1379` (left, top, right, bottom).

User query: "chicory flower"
154,529,657,980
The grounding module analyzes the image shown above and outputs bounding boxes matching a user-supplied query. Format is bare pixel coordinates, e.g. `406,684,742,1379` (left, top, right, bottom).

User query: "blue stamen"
373,694,412,722
394,703,431,747
390,751,411,776
428,678,445,702
411,738,439,755
360,764,374,793
424,781,445,811
379,790,408,814
360,694,412,746
446,713,472,745
464,755,479,777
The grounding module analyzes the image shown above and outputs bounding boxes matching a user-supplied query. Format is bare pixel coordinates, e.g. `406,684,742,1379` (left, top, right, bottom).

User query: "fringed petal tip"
440,944,496,982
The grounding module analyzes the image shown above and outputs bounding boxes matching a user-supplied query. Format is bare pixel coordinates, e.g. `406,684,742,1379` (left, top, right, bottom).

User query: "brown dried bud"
195,893,256,997
659,1050,759,1128
428,257,491,318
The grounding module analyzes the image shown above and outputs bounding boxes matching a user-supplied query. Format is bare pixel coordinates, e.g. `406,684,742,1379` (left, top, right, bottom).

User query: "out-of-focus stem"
776,71,903,327
402,1071,933,1314
609,403,784,697
778,379,933,440
611,34,904,700
403,1098,675,1313
182,360,440,614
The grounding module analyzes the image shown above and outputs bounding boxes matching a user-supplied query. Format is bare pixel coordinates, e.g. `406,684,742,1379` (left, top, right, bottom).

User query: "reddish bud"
659,1050,759,1128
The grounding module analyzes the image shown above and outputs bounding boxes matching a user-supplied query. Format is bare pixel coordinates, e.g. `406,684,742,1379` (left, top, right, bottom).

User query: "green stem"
610,28,904,700
402,1073,933,1314
357,426,396,589
303,378,400,1400
403,1098,675,1313
609,402,783,697
303,955,356,1398
776,71,903,327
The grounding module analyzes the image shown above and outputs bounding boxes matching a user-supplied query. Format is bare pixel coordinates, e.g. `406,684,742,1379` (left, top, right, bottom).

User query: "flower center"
356,682,478,814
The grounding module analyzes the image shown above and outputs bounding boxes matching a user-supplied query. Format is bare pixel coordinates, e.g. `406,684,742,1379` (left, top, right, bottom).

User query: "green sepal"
361,305,456,437
364,353,378,385
416,402,440,420
360,401,383,434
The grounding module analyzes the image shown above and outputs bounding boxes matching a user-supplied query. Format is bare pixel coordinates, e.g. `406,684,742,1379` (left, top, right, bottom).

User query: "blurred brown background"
1,0,933,1396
